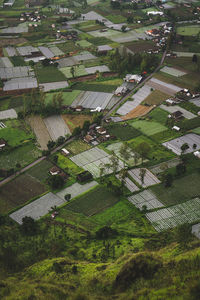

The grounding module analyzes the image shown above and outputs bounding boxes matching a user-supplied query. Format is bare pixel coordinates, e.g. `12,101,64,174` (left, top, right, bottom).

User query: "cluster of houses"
115,74,143,97
84,125,113,145
19,11,45,23
145,23,173,52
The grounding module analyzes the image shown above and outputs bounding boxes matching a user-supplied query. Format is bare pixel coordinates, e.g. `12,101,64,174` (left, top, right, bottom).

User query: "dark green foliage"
65,194,71,201
96,226,118,240
72,126,81,136
115,254,162,290
177,117,200,131
21,216,38,236
164,173,173,187
107,123,140,141
176,163,186,176
48,175,64,189
175,223,192,248
56,136,65,146
47,140,55,150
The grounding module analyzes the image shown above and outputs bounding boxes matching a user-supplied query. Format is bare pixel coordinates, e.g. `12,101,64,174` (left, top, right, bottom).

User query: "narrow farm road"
103,50,167,119
0,136,76,188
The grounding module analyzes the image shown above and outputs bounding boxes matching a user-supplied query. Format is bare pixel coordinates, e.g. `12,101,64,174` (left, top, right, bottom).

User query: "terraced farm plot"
160,104,196,119
44,115,71,141
35,66,67,83
162,133,200,155
70,147,123,177
130,120,168,136
192,223,200,239
26,159,53,183
177,25,200,36
62,114,93,133
76,40,93,48
39,81,69,92
0,57,13,68
192,127,200,135
143,90,170,106
128,168,161,188
117,85,152,115
160,66,187,77
147,78,182,95
60,65,88,79
128,190,164,211
121,105,154,120
10,192,64,224
0,174,47,214
56,181,98,201
56,154,83,174
85,65,110,74
45,90,81,106
106,142,142,166
107,123,141,141
190,97,200,108
65,186,119,216
146,197,200,232
148,107,169,124
74,51,97,61
116,174,139,193
49,46,64,56
28,115,52,150
71,90,114,109
65,140,91,155
0,66,33,79
57,57,78,68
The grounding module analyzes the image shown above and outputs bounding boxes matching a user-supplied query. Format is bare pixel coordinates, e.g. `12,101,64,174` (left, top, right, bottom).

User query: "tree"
139,168,146,185
53,155,58,163
175,223,192,248
48,175,64,189
70,66,75,78
192,54,198,63
119,142,131,167
181,143,189,153
82,120,90,133
47,140,55,150
164,173,173,188
176,163,186,176
109,151,119,175
21,216,38,235
121,25,127,32
42,58,51,67
56,136,65,146
72,126,81,136
135,142,151,162
65,194,71,201
127,15,133,23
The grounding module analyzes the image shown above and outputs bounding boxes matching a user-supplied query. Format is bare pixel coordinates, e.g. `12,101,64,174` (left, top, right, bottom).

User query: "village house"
115,86,128,96
166,99,176,106
84,134,94,144
0,139,6,149
96,126,107,135
75,105,84,112
124,74,142,83
49,166,60,176
169,111,184,121
61,148,70,156
145,29,160,37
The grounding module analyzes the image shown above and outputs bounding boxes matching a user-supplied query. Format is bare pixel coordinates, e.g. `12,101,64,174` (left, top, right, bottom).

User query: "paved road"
103,50,167,120
0,136,76,188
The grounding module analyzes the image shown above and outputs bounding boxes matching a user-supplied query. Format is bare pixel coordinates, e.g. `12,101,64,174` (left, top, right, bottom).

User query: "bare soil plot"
62,114,93,133
10,192,64,224
121,105,154,120
146,197,200,232
128,190,164,211
128,168,161,188
56,181,98,201
0,174,47,214
143,90,169,105
0,108,17,120
0,38,27,47
160,104,196,119
147,78,182,95
162,133,200,155
28,115,51,150
117,85,152,115
44,115,71,141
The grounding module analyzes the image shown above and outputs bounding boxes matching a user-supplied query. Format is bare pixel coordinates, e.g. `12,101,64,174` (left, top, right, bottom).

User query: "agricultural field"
35,66,67,83
27,116,51,150
0,108,17,120
125,40,158,53
55,153,83,175
142,90,169,106
0,142,41,169
160,104,196,119
160,66,187,77
130,120,168,136
116,174,139,193
65,140,91,155
0,173,47,214
128,190,164,211
10,192,65,224
71,90,114,109
44,115,71,141
121,105,154,120
65,186,119,216
146,197,200,232
148,107,169,125
45,91,81,106
0,119,34,147
60,65,88,79
106,123,141,141
62,114,93,132
151,172,200,206
177,25,200,36
26,159,53,183
192,127,200,135
128,168,161,188
147,77,182,95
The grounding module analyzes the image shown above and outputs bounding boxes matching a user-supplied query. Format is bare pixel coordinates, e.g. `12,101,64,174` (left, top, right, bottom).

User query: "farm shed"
115,86,127,96
0,139,6,149
61,148,70,156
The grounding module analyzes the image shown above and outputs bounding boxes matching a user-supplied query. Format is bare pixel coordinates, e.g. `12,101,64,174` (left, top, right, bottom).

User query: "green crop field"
148,107,169,125
35,66,67,83
60,65,87,79
0,142,41,169
192,127,200,135
76,40,93,48
151,172,200,206
57,41,79,53
65,140,91,155
106,14,127,24
107,123,141,141
56,153,83,175
177,25,200,36
10,56,27,66
66,186,119,216
143,90,169,105
26,159,53,183
130,120,168,136
0,119,34,147
45,90,81,106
